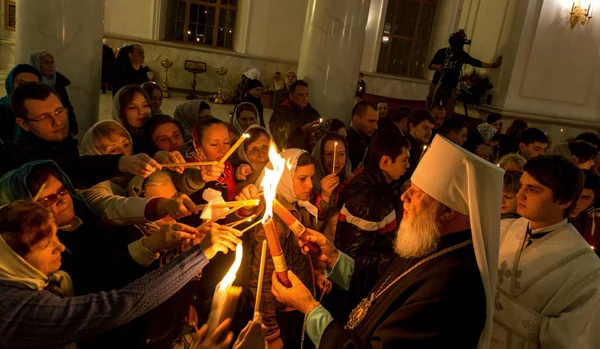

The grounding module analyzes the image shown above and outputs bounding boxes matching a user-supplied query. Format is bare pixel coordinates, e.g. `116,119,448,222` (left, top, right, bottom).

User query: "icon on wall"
5,1,15,31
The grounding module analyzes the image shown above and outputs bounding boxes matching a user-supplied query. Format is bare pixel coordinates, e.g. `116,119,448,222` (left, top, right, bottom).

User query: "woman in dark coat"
29,51,78,137
112,44,149,96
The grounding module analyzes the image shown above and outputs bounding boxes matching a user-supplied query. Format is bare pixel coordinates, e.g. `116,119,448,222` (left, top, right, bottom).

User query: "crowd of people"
0,39,599,349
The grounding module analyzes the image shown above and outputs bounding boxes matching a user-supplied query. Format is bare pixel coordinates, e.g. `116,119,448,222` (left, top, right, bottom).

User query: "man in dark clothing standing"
404,109,434,180
346,101,379,170
570,169,600,255
425,29,503,116
5,83,161,188
269,80,320,150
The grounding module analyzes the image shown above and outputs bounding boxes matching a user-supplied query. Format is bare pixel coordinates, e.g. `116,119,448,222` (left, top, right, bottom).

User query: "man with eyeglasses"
4,82,161,187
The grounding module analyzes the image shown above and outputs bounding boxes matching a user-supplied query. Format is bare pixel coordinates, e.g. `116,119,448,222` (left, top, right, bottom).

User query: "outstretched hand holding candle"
199,223,243,259
298,228,340,269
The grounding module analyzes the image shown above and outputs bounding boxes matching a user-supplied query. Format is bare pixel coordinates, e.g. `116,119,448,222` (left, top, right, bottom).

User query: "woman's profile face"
39,53,55,78
293,164,315,201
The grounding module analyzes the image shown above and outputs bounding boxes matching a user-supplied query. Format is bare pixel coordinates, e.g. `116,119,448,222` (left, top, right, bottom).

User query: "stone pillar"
16,0,105,135
297,0,370,122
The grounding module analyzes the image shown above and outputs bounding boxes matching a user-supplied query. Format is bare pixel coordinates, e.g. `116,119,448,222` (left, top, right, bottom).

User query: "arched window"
165,0,237,49
377,0,438,78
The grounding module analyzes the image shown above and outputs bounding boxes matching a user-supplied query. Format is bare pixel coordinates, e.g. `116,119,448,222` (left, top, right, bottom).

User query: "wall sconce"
570,1,594,28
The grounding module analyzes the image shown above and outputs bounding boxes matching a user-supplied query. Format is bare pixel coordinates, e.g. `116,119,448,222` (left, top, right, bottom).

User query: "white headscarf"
411,135,503,349
243,68,261,80
232,102,260,134
29,51,56,86
112,86,126,123
256,148,319,220
79,120,133,156
0,234,49,290
237,124,272,163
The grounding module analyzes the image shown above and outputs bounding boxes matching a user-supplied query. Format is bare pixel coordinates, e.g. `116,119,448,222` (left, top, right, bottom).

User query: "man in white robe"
492,155,600,349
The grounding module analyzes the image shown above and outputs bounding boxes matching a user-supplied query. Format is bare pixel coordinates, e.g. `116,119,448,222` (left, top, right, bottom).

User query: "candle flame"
260,142,286,223
218,243,243,291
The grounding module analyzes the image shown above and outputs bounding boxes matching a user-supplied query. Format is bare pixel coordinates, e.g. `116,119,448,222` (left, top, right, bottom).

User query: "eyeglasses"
37,186,69,207
246,145,269,156
25,106,68,124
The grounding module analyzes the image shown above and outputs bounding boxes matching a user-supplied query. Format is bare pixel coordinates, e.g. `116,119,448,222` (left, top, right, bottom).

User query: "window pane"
397,0,419,19
176,1,186,21
207,7,217,26
190,3,199,23
217,27,225,47
175,21,185,41
420,3,436,23
393,19,415,37
387,38,412,75
224,29,233,48
205,26,214,45
198,5,208,24
187,24,197,42
377,36,391,72
410,42,429,77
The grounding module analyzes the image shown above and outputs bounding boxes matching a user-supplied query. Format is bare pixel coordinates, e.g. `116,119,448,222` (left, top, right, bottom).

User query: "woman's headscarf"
29,51,56,86
311,134,352,192
174,100,211,136
283,71,297,90
550,142,572,159
232,102,260,133
256,148,318,220
0,160,80,206
237,125,272,163
112,86,127,123
477,123,498,142
79,120,133,156
0,234,73,294
0,64,42,109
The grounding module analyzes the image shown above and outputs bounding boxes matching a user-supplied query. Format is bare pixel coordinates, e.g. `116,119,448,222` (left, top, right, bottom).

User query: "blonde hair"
475,144,494,162
92,121,132,151
127,170,174,198
497,153,527,171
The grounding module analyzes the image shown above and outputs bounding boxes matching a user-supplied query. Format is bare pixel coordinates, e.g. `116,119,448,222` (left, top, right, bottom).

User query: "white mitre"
411,135,504,349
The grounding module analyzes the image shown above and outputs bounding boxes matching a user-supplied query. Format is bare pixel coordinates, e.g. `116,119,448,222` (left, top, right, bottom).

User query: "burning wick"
319,118,323,123
332,142,338,175
418,145,428,163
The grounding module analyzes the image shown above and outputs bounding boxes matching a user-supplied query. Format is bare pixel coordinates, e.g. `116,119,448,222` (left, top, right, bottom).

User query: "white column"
16,0,105,135
297,0,371,123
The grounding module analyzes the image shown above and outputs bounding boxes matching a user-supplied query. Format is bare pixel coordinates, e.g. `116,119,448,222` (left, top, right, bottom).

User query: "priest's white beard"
395,200,441,258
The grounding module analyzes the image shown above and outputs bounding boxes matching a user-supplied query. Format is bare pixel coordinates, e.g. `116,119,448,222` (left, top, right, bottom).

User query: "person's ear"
559,200,573,212
15,117,30,132
379,155,391,170
439,207,458,222
518,142,526,153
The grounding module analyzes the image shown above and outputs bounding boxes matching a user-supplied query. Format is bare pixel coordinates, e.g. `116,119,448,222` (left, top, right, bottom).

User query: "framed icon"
184,60,207,73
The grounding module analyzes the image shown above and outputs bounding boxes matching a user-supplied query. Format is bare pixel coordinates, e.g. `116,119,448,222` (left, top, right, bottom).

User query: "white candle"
332,142,338,175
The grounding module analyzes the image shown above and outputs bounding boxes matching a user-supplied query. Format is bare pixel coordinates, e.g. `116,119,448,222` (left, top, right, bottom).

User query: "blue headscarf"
29,51,56,86
0,160,80,206
0,64,42,141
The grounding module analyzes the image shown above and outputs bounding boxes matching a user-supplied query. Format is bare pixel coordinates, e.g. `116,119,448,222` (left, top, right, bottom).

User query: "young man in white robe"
492,155,600,349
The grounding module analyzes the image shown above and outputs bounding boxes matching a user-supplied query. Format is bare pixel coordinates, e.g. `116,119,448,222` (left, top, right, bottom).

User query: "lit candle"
319,118,323,124
332,141,338,175
418,145,428,163
219,133,250,165
572,1,575,13
207,243,243,333
263,218,292,287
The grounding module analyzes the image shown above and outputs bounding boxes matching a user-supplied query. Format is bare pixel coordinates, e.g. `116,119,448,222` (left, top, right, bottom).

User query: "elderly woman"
29,51,78,136
0,199,242,349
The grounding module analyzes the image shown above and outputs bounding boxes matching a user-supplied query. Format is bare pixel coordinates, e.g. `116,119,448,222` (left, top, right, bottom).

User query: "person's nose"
517,188,526,202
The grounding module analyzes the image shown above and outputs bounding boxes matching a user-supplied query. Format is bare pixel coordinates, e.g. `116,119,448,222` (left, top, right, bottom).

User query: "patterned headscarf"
477,123,498,142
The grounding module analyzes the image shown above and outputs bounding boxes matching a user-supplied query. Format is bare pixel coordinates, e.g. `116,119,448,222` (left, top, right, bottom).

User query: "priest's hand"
315,271,332,296
192,319,233,349
298,228,340,269
271,270,318,315
200,223,242,259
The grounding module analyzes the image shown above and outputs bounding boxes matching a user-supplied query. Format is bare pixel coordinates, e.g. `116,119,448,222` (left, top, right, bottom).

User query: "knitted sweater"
0,244,209,349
